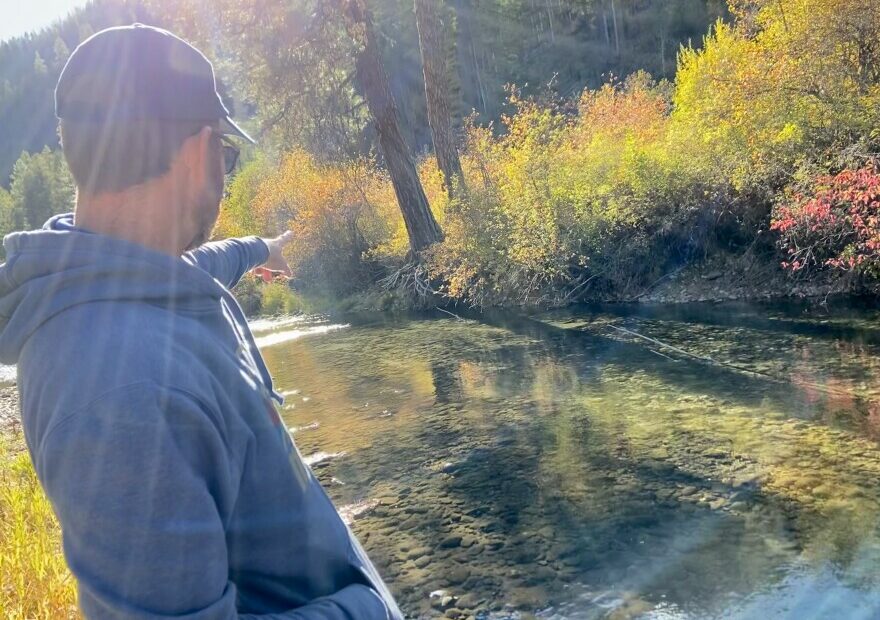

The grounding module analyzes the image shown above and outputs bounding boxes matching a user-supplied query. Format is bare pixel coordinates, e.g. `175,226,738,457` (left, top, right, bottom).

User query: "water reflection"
256,303,880,619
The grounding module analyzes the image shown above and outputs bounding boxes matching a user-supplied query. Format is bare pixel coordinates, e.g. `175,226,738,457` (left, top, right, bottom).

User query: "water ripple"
254,323,349,348
248,315,309,334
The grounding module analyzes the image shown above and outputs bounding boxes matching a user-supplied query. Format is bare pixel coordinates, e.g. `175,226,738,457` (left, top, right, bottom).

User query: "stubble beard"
184,203,219,252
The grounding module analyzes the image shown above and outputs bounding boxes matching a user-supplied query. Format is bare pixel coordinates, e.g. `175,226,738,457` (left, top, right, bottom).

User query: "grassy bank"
0,392,79,619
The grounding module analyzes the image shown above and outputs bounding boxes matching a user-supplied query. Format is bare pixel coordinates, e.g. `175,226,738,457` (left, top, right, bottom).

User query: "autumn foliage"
772,165,880,278
214,0,880,306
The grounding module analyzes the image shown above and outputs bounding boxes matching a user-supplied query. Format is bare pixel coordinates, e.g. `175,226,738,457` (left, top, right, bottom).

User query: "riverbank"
635,255,857,305
297,254,868,316
213,0,880,320
0,385,20,435
0,383,79,620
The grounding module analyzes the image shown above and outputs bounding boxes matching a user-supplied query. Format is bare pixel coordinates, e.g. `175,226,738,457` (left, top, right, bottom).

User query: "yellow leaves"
775,122,804,145
671,0,880,190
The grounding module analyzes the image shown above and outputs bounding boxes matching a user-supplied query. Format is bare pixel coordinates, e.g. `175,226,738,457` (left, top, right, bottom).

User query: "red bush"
771,164,880,278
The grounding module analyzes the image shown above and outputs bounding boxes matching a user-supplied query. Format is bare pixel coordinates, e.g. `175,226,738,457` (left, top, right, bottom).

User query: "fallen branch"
435,307,466,321
604,322,865,400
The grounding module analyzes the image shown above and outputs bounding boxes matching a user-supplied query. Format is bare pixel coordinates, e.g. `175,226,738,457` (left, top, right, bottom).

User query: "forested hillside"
0,0,725,184
0,1,156,183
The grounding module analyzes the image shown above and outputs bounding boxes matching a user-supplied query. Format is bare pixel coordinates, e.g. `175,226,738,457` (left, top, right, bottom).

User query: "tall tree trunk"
414,0,465,198
454,0,487,116
610,0,620,56
603,10,611,48
660,32,667,76
336,0,443,253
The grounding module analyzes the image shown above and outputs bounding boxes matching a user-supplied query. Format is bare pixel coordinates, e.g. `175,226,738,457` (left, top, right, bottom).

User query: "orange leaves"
575,73,668,146
229,149,409,292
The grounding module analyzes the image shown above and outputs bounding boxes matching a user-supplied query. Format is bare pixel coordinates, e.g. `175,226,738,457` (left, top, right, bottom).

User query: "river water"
253,300,880,619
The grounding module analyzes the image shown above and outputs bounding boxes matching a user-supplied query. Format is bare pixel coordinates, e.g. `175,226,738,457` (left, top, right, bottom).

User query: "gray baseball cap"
55,23,255,143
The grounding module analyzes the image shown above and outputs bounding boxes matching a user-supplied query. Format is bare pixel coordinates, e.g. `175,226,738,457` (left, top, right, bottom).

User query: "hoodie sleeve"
35,383,392,620
184,237,269,289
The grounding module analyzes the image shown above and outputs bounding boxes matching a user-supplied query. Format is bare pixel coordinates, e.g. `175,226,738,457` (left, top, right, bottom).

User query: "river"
7,300,880,618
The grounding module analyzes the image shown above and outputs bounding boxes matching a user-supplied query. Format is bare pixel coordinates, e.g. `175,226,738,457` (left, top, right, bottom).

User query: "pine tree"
335,0,443,253
415,0,464,197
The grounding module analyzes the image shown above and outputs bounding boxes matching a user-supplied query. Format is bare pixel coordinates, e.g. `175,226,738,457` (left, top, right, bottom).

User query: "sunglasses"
219,134,240,175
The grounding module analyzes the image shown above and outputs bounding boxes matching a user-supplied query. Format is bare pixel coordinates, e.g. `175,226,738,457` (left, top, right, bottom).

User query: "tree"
155,0,444,253
414,0,464,197
1,0,726,186
9,148,75,231
33,52,48,76
674,0,880,192
0,187,13,258
332,0,443,253
53,36,71,68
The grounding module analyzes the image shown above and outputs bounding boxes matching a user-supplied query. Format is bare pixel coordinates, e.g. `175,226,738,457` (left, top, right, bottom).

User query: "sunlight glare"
2,1,90,43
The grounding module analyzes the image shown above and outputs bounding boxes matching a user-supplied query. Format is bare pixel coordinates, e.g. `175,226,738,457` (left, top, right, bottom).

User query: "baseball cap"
55,23,255,144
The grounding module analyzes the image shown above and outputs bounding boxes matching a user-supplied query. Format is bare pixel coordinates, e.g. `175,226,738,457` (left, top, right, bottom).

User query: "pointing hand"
260,231,295,277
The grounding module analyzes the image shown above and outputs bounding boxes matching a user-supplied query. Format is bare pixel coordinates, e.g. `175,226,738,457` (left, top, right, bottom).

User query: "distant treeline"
0,0,725,185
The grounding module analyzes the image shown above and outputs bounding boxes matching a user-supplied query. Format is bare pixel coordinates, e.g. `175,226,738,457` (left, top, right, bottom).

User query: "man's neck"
74,184,188,256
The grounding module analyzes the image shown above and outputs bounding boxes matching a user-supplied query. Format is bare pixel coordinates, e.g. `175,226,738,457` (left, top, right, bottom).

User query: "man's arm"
184,233,294,290
35,383,391,620
184,237,269,289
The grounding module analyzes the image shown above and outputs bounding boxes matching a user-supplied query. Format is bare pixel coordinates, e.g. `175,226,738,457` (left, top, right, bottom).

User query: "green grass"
0,430,79,619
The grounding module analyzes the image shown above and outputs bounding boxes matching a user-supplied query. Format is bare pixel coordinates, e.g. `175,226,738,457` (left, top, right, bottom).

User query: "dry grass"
0,428,80,619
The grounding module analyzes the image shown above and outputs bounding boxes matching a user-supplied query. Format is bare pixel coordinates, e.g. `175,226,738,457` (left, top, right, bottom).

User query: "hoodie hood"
0,213,223,364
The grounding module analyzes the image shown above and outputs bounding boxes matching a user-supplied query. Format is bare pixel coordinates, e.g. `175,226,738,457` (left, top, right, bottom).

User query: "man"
0,24,401,619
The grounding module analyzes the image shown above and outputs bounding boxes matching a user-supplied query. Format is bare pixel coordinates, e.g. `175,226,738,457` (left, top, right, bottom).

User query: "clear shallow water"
254,301,880,619
0,364,15,384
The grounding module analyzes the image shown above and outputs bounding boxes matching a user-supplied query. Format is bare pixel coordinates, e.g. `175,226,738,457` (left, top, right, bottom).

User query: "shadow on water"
471,307,879,434
258,305,880,619
541,297,880,346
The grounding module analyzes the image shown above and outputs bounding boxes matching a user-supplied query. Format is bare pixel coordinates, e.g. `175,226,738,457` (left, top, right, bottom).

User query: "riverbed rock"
507,586,546,610
406,546,431,560
460,535,477,548
440,535,463,549
709,498,729,510
450,566,473,584
455,593,481,610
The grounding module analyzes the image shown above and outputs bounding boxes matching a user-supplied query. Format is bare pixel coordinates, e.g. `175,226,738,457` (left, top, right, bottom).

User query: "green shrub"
231,274,264,316
259,282,305,316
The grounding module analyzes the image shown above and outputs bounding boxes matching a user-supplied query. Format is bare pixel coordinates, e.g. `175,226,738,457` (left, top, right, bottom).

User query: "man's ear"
196,125,215,185
177,125,214,186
